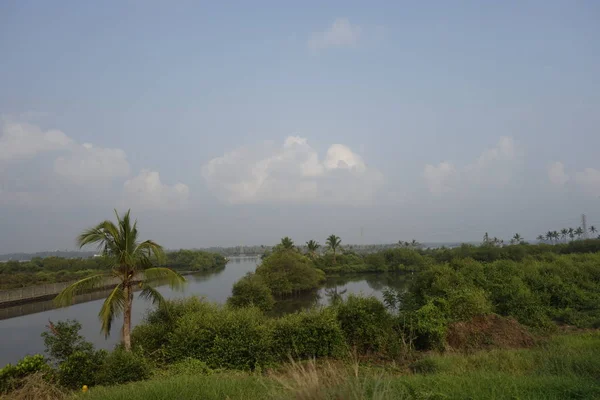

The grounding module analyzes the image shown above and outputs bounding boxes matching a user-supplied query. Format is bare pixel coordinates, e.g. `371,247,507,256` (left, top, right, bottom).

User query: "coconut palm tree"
306,240,320,257
280,237,295,250
560,228,569,243
512,233,522,244
552,231,560,243
326,234,342,264
54,210,185,351
575,227,584,239
590,225,597,236
546,231,554,244
536,234,545,243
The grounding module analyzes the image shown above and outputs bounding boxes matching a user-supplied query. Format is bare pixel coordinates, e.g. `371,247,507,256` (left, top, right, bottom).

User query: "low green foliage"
335,295,394,354
0,354,50,393
227,272,275,311
58,350,107,389
95,349,151,386
270,308,347,360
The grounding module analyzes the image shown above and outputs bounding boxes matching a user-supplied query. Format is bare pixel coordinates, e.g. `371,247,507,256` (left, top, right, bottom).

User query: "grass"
76,332,600,400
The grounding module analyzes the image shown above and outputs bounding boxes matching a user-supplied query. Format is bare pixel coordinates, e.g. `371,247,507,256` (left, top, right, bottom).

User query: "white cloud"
124,170,190,210
308,18,361,52
423,162,457,195
548,161,569,186
0,122,71,161
575,168,600,197
54,143,130,184
424,137,519,195
202,136,383,205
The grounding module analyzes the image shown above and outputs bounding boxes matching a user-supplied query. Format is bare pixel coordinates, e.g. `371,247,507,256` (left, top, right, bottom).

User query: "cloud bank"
202,136,383,205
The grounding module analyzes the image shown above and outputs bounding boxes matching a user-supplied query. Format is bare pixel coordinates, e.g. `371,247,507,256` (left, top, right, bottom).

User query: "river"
0,257,410,366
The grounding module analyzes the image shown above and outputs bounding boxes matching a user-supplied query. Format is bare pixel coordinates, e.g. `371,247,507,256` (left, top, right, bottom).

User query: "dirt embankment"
446,314,535,351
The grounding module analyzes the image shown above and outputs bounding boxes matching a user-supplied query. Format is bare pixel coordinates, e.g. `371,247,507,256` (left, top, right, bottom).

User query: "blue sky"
1,1,599,252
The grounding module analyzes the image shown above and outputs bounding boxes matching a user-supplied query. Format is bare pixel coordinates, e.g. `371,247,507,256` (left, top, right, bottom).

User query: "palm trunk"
333,249,336,264
122,282,133,351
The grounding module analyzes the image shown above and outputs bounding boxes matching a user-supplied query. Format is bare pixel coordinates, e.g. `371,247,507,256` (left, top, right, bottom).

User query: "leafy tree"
41,320,93,364
256,250,324,296
326,234,342,264
306,240,320,258
54,210,185,351
227,272,274,311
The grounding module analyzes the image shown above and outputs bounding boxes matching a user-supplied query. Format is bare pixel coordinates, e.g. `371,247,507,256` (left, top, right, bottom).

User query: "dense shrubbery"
227,272,274,311
255,250,325,296
0,250,226,289
166,249,227,271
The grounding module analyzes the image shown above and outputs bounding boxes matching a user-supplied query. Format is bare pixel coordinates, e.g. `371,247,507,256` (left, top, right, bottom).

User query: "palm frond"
98,283,126,338
143,267,186,290
135,240,165,264
54,274,111,307
138,284,166,306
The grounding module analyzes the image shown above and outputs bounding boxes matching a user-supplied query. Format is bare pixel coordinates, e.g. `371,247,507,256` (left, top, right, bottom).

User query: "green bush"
271,308,346,360
227,272,275,311
447,287,493,321
0,354,50,393
58,350,107,389
96,349,151,386
411,300,448,350
335,295,393,354
165,303,272,370
256,250,325,296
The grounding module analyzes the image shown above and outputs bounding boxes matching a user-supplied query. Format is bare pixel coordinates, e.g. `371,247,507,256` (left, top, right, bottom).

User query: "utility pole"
582,214,588,239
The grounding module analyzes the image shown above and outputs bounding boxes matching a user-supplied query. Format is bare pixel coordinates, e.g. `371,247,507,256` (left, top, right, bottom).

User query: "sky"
1,1,599,253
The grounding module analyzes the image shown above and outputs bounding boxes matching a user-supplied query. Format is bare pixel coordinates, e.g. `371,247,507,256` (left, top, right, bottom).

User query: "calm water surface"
0,257,410,365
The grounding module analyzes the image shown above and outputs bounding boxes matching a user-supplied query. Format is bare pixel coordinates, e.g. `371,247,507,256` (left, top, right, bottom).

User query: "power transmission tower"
582,214,588,239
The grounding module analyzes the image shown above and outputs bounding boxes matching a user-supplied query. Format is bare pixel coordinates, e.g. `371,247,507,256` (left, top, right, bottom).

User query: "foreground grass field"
79,332,600,400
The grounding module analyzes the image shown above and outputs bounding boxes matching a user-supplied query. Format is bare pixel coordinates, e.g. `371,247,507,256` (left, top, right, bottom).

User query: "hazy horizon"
1,1,599,253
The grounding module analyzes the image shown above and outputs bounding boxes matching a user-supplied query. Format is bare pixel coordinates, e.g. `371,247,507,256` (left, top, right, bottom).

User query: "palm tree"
326,234,342,264
552,231,560,243
575,227,584,239
306,240,320,257
590,226,597,236
546,231,554,244
560,228,568,243
536,234,545,243
280,237,295,250
54,210,185,351
512,233,522,244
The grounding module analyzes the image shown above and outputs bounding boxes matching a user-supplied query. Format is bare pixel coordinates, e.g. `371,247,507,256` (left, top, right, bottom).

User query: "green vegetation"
0,249,225,290
65,332,600,400
54,209,185,350
227,272,275,311
254,249,325,296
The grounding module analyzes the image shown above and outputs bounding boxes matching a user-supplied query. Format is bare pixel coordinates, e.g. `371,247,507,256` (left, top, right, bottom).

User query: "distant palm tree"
590,226,597,236
560,228,569,243
280,237,295,250
546,231,554,244
512,233,522,244
575,227,584,239
306,240,320,257
54,210,185,351
326,234,342,264
552,231,560,243
536,234,545,243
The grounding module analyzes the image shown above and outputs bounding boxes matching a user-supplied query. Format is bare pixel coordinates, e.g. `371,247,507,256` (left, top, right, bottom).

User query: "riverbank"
54,331,599,399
